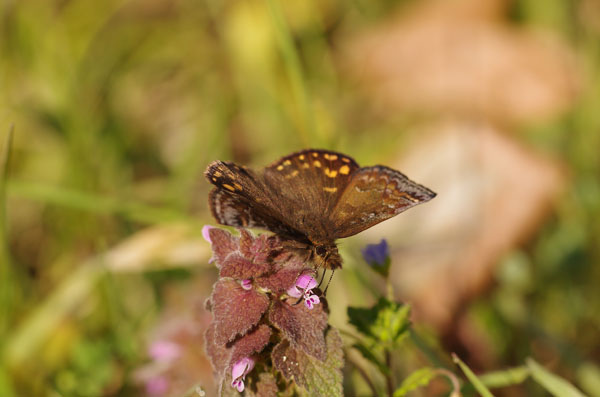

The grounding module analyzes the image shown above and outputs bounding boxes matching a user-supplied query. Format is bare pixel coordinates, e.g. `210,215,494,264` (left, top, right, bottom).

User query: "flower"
287,274,321,309
241,279,252,290
361,239,391,277
145,375,169,395
148,340,182,363
231,357,255,392
202,225,214,244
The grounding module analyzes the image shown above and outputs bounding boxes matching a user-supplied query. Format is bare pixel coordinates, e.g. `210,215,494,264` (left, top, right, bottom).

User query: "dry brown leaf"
341,0,580,125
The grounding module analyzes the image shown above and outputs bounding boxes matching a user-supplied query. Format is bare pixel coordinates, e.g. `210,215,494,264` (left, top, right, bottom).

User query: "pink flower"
287,274,320,309
231,357,255,392
202,225,214,244
241,279,252,290
145,375,169,395
148,340,181,363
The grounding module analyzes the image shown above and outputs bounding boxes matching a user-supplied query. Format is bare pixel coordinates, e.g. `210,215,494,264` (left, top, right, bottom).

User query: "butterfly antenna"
316,268,327,290
322,270,335,296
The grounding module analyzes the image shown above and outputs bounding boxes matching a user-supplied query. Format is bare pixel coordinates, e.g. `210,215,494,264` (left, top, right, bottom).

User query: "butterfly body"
205,149,435,269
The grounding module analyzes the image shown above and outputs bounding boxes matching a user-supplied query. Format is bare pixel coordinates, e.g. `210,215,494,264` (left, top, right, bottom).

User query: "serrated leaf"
452,353,494,397
394,367,436,397
269,299,328,360
273,328,344,396
211,279,270,344
526,358,586,397
347,298,411,347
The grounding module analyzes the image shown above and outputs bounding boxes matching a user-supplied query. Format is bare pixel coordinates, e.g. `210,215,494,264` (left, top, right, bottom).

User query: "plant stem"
265,0,314,145
0,125,14,339
346,355,378,397
385,349,394,397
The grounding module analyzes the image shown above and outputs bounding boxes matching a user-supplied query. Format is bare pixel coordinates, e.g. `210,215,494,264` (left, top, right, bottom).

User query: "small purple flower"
240,279,252,290
148,340,181,363
231,356,255,392
361,239,391,277
287,274,320,309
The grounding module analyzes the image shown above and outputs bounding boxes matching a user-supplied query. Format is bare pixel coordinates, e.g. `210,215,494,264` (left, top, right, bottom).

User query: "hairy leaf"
256,266,309,294
205,323,232,376
208,228,239,267
212,280,270,344
272,328,344,396
230,324,272,365
269,298,327,360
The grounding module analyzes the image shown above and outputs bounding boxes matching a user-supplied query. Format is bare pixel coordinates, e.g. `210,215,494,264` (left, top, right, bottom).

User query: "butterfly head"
313,243,342,270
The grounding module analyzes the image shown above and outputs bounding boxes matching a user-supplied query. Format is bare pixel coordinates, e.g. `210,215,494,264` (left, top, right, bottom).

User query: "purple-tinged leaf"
269,299,327,360
212,280,270,344
208,228,239,267
230,324,272,365
219,253,271,280
255,266,310,294
272,329,343,396
205,323,232,377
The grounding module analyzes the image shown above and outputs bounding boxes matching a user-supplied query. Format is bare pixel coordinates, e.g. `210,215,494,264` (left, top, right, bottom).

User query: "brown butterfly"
205,149,436,270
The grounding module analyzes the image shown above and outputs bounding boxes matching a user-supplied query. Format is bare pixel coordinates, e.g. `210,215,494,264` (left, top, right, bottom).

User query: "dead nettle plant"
202,226,343,396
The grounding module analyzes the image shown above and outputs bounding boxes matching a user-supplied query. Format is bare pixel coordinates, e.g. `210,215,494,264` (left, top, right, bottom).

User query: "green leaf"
452,353,494,397
297,328,345,397
394,367,436,397
347,298,411,347
351,342,390,376
526,358,586,397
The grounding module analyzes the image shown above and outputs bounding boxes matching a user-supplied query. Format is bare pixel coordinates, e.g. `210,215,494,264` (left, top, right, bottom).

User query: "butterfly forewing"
328,166,436,238
261,150,359,240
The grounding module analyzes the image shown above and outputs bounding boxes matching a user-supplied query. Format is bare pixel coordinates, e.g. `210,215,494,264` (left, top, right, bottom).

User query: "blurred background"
1,0,599,395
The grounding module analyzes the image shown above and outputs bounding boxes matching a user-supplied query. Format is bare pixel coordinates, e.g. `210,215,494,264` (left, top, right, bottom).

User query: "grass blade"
526,358,587,397
452,353,495,397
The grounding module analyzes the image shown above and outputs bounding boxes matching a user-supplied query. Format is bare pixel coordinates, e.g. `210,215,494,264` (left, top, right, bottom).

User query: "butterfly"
205,149,436,270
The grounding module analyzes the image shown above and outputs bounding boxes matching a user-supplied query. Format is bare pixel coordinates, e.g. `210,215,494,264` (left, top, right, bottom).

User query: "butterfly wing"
205,160,303,239
261,149,360,242
328,165,436,238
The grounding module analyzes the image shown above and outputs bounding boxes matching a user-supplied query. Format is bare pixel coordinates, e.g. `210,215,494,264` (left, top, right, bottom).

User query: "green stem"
0,125,15,340
346,355,379,397
265,0,315,145
385,349,394,397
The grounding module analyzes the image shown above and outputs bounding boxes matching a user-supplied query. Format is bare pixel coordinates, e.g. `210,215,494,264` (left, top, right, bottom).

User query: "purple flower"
231,356,255,392
361,239,391,277
287,274,320,309
148,340,181,363
240,279,252,290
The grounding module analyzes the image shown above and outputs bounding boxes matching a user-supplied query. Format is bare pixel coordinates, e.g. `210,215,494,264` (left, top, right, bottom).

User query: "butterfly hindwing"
205,160,304,239
208,188,301,238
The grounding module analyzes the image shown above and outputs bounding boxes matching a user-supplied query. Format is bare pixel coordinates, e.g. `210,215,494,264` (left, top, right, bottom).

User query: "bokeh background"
1,0,599,395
